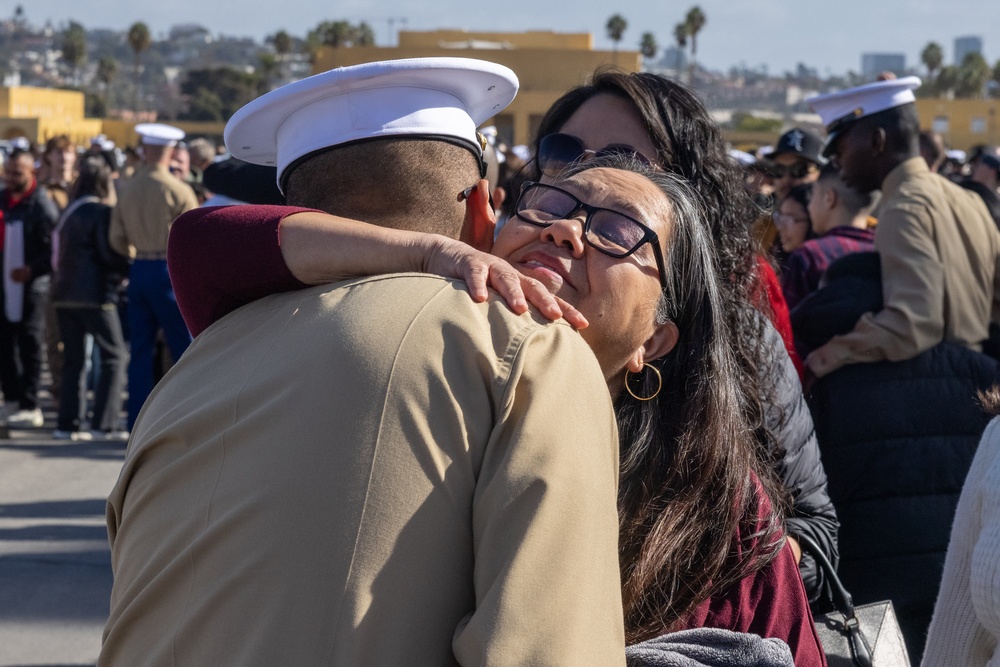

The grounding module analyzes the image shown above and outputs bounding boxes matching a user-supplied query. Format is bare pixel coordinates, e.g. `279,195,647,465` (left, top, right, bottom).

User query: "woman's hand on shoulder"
423,236,588,329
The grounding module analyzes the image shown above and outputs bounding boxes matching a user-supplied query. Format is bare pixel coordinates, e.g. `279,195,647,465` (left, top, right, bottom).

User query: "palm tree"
127,21,151,116
60,21,87,86
640,32,658,65
684,6,706,81
936,65,958,98
266,30,293,83
97,56,117,110
921,42,944,83
268,29,293,57
354,21,376,46
606,14,627,54
673,22,688,51
957,52,990,98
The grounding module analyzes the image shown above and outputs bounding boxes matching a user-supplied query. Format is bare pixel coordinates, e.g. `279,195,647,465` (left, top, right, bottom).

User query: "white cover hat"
225,57,519,190
135,123,186,147
807,77,922,156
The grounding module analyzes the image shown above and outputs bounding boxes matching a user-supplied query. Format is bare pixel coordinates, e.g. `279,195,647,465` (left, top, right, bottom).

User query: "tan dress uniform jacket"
817,157,1000,369
102,274,626,667
109,164,198,258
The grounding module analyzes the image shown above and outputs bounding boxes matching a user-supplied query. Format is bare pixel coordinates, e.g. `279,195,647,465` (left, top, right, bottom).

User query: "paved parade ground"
0,395,123,667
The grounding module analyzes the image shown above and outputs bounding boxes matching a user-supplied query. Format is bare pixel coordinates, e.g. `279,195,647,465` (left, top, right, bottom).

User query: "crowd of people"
0,127,242,440
3,57,1000,666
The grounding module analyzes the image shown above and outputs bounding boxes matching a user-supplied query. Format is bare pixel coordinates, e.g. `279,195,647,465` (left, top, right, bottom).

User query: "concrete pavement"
0,403,124,667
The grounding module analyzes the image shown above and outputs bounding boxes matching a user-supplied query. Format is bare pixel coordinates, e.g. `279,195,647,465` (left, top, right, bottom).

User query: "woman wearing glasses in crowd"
168,73,828,664
772,183,816,269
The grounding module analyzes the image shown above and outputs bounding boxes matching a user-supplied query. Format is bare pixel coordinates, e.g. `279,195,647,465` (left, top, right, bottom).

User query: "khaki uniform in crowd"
102,274,626,667
109,161,199,428
109,164,197,259
817,157,1000,365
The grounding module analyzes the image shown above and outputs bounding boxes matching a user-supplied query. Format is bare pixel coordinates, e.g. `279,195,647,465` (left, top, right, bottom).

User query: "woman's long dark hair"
69,155,113,201
533,71,787,642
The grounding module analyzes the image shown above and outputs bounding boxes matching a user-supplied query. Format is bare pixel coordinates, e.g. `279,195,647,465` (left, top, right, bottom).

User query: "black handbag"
796,533,910,667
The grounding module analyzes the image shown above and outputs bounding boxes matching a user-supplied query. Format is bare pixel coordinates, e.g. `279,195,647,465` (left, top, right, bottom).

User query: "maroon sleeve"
679,480,828,667
167,205,316,336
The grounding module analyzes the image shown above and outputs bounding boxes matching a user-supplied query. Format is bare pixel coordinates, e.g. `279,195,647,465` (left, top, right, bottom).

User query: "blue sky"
22,0,999,76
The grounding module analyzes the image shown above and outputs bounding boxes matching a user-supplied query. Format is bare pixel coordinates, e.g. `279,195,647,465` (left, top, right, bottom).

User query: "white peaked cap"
224,57,519,190
807,77,922,153
807,77,922,157
135,123,186,147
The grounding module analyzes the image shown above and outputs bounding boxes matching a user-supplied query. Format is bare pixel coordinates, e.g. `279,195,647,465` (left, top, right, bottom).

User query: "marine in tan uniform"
109,123,199,429
101,59,628,666
805,77,1000,376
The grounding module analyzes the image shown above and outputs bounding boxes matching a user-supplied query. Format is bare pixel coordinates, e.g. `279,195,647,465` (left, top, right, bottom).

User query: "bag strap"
795,533,854,614
796,533,874,667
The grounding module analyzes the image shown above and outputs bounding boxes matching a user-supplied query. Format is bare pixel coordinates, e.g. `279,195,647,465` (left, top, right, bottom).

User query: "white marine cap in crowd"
728,148,756,166
90,133,107,146
224,57,519,190
135,123,186,147
806,76,922,157
946,149,967,162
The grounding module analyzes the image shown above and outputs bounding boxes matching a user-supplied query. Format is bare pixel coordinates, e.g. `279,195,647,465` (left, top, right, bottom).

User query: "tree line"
605,6,706,82
47,15,378,122
919,41,1000,99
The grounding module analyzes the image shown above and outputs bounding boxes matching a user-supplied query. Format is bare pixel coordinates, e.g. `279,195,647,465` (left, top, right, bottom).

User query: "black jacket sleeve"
760,318,840,602
93,205,131,276
24,190,59,280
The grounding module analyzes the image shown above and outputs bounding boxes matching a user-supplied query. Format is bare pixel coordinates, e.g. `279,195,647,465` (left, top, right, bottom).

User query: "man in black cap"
767,127,824,201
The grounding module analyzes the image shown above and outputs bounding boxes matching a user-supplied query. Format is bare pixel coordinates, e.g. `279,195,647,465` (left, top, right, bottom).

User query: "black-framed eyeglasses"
514,181,667,288
537,133,654,177
766,161,814,179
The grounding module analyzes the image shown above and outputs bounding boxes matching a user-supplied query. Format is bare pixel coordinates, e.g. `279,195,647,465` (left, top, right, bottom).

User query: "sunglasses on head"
766,161,814,179
537,133,654,177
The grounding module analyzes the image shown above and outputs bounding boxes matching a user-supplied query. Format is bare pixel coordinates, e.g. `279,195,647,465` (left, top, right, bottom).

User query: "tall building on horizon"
658,46,687,73
861,53,906,79
954,36,983,66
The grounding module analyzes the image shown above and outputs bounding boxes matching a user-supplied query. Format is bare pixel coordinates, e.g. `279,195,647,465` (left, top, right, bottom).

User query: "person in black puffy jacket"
50,155,130,440
792,251,999,661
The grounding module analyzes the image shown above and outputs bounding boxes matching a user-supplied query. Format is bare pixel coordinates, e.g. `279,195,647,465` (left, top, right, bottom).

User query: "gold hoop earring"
624,363,662,401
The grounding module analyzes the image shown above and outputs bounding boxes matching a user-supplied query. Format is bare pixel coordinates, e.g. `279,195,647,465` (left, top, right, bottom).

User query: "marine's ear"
871,126,888,156
459,179,495,253
624,320,680,373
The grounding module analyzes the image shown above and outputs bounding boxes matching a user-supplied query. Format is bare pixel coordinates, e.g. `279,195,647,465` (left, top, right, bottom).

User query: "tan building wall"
313,30,641,146
0,86,85,124
0,86,103,146
0,86,224,150
916,98,1000,151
